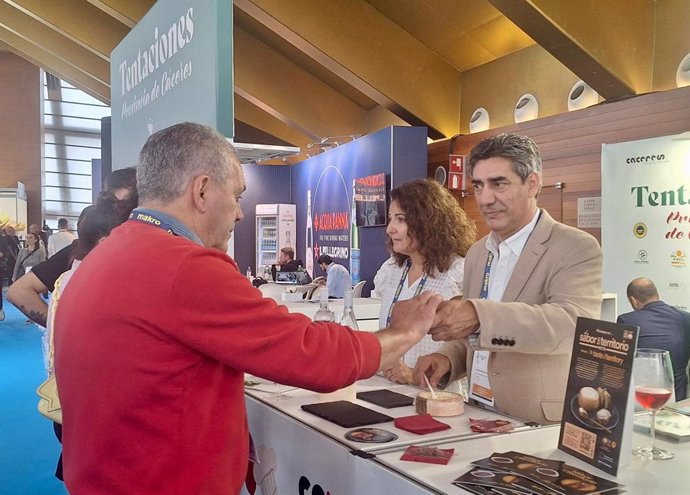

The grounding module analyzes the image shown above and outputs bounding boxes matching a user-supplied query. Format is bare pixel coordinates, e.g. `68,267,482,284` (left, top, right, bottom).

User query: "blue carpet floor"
0,296,68,494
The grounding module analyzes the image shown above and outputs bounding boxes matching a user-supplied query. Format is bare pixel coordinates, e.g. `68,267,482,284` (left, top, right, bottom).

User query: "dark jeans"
53,422,63,481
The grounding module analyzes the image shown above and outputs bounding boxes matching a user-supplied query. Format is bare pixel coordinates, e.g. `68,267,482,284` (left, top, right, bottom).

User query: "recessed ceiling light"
568,80,598,111
469,108,490,133
514,94,538,123
676,53,690,88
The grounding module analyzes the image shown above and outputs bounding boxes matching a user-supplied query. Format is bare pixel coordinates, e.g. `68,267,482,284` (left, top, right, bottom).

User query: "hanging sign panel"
110,0,234,169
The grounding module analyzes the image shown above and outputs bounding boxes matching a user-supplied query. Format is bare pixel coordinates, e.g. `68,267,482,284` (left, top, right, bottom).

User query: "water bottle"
313,288,335,322
339,286,358,330
318,285,358,402
246,266,252,280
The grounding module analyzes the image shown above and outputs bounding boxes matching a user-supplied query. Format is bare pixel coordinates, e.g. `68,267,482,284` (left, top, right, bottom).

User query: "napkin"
400,445,454,465
394,414,451,434
468,418,514,433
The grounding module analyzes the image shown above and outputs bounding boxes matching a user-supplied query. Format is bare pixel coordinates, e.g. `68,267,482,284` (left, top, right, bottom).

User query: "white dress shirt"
484,209,541,301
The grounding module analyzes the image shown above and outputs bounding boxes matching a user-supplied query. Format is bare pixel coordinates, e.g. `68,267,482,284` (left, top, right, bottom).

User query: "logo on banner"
670,250,687,268
625,153,667,164
634,250,649,264
667,281,687,291
633,222,647,238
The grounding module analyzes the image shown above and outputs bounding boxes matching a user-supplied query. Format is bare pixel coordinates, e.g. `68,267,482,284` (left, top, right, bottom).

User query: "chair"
312,276,325,285
258,283,287,302
306,284,321,300
352,280,366,298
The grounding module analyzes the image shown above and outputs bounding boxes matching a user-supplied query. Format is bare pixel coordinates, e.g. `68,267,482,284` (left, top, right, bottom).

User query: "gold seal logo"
633,222,647,238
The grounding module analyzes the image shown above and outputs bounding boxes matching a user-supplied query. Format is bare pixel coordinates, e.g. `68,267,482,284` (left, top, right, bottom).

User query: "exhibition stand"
242,375,690,494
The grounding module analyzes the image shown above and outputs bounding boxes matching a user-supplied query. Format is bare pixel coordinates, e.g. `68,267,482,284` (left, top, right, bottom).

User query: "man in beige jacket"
414,133,602,424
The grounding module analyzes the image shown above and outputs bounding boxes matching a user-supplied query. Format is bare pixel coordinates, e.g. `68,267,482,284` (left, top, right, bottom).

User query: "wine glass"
633,348,675,460
270,381,287,401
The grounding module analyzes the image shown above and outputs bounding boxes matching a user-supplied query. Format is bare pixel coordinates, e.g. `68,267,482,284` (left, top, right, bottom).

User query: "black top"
32,240,77,292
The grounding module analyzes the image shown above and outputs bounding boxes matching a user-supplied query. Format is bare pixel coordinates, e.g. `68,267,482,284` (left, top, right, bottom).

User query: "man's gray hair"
468,133,542,182
137,122,238,203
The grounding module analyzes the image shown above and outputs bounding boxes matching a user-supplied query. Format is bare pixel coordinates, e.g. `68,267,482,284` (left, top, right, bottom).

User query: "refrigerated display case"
255,203,296,274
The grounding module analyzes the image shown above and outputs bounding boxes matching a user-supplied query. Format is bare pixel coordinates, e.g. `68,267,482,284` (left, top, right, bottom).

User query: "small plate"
345,427,398,443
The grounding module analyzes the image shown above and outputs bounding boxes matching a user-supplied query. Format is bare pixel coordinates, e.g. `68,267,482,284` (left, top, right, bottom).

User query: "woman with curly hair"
375,178,476,386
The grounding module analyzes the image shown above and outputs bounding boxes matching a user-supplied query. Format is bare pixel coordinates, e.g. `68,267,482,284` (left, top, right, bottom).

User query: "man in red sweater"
54,122,441,495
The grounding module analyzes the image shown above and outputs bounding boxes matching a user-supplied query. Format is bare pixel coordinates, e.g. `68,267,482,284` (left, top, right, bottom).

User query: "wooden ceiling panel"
2,0,686,161
0,3,110,88
4,0,131,59
0,25,109,102
85,0,155,28
238,0,460,139
234,26,369,141
366,0,534,71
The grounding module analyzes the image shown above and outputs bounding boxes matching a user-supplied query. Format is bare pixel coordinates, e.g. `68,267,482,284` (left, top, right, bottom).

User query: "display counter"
242,375,689,494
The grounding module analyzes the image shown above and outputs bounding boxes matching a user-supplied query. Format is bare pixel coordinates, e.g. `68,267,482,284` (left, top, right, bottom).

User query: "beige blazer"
438,210,602,424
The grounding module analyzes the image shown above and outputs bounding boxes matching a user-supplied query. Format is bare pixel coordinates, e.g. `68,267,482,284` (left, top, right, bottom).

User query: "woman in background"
12,232,46,282
375,179,476,387
42,194,132,481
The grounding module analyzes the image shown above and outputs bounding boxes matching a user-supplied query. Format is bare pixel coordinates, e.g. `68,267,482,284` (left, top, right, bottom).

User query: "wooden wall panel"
428,85,690,243
0,52,41,227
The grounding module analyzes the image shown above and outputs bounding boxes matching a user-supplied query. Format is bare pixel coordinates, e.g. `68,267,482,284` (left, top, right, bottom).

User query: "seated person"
317,254,351,299
271,246,303,280
617,277,690,401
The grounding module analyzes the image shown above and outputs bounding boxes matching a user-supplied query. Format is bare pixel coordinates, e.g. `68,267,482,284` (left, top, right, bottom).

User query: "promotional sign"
354,173,386,227
602,134,690,312
110,0,233,169
292,126,428,291
558,317,638,476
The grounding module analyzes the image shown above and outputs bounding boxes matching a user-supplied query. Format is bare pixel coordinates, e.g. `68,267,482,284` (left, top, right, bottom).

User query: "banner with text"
110,0,233,169
602,134,690,313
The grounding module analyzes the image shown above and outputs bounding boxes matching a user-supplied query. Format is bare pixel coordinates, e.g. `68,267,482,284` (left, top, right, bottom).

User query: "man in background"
618,277,690,400
270,246,303,281
318,254,352,298
47,218,76,257
277,246,302,271
414,133,602,424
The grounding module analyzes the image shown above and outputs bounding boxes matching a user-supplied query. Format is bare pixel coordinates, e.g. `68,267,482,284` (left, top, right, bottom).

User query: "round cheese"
415,391,464,416
578,387,600,412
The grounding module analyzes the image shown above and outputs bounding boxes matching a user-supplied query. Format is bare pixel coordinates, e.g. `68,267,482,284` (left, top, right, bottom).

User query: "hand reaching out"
429,299,480,341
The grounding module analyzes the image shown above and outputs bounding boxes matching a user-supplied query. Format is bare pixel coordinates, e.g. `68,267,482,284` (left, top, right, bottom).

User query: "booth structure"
0,184,28,236
242,375,689,495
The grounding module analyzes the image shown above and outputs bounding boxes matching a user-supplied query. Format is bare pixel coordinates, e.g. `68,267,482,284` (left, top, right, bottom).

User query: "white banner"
602,133,690,314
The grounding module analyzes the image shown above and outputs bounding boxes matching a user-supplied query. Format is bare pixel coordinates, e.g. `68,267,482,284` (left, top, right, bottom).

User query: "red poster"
448,155,466,190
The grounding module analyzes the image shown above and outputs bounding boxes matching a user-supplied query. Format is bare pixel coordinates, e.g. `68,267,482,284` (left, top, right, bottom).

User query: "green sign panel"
111,0,233,169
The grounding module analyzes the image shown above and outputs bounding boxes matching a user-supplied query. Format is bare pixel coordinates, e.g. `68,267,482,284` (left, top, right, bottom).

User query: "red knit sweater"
54,220,380,494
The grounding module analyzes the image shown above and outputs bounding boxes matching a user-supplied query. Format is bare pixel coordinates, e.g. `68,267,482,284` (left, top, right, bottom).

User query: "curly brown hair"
386,179,476,274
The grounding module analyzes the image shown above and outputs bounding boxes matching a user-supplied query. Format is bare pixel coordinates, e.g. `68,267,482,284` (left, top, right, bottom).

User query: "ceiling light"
514,94,539,123
676,53,690,88
469,108,490,133
568,80,598,111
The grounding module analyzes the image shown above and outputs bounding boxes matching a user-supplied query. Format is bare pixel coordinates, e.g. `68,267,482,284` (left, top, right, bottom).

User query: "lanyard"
386,259,428,326
128,208,203,245
479,251,494,300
